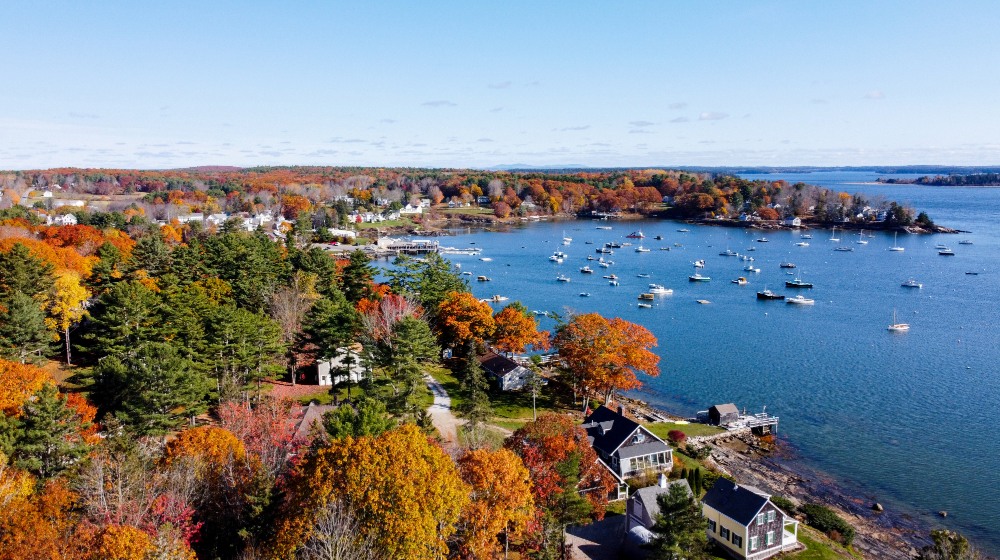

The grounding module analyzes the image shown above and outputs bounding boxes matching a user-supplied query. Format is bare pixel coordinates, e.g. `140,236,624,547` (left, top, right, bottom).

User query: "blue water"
408,172,1000,552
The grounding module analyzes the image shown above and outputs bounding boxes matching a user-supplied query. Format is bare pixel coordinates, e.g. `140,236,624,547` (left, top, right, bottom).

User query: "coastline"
616,395,934,559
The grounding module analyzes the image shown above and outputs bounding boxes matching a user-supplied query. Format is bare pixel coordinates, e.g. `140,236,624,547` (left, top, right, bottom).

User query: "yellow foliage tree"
45,271,90,365
91,525,153,560
456,448,535,559
271,424,470,560
0,359,49,416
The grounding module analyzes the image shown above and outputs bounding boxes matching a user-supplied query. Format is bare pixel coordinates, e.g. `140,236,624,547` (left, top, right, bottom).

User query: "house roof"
478,352,522,377
711,403,739,416
617,440,670,460
582,405,643,456
633,479,692,522
701,477,770,526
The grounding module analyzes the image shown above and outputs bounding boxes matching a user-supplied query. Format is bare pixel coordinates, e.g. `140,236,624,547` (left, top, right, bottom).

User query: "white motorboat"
901,279,922,288
556,274,571,282
649,284,673,295
786,295,815,305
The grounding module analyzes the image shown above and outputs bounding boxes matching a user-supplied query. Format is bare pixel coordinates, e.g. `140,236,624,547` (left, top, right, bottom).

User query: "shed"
709,403,740,426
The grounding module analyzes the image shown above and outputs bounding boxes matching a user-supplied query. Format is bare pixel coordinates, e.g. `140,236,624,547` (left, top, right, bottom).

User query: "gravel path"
425,375,464,451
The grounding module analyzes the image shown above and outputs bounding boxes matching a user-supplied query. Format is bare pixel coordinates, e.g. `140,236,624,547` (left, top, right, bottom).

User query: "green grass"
355,218,415,230
789,526,861,559
457,424,508,449
645,421,726,440
439,206,494,216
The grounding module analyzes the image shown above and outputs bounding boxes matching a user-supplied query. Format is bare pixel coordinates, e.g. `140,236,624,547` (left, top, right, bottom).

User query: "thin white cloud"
422,100,457,107
670,117,690,123
490,107,504,113
629,120,655,127
864,90,885,100
629,129,654,134
488,81,511,89
699,112,729,121
558,125,590,131
668,102,687,110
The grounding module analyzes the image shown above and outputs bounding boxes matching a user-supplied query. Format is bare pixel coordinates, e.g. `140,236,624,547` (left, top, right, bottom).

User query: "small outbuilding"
478,351,533,391
709,403,740,426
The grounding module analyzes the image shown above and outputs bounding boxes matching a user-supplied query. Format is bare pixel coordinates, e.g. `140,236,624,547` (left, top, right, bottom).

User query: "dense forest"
0,165,926,227
879,172,1000,187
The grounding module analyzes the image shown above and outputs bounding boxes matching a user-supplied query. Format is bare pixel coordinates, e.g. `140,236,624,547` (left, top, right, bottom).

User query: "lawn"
355,218,415,230
439,206,494,216
789,526,861,559
645,421,726,440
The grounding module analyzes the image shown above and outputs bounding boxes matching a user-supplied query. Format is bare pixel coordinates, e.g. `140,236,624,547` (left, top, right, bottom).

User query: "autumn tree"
217,397,302,479
492,302,550,354
0,360,49,416
91,524,154,560
45,270,89,364
553,313,660,404
436,291,496,349
269,271,321,378
455,448,535,559
271,425,469,560
297,500,381,560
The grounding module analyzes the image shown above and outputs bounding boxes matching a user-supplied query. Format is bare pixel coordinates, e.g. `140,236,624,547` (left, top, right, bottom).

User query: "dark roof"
634,479,692,521
582,405,641,456
478,352,522,377
711,403,739,415
701,477,769,526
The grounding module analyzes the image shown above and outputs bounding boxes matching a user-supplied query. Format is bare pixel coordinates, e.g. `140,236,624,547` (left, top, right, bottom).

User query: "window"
707,520,717,533
766,509,776,523
756,513,764,526
766,531,775,546
732,534,743,548
632,432,646,444
720,527,730,540
749,536,759,550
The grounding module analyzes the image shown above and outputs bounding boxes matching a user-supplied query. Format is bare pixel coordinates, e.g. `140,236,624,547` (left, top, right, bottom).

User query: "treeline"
1,166,926,225
881,172,1000,186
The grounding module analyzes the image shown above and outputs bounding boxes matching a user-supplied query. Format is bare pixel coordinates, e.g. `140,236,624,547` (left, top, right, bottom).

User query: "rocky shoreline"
615,395,935,559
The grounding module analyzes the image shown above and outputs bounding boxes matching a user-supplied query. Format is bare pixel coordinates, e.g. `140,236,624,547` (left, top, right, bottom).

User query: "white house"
46,213,78,226
400,204,423,215
701,478,799,560
176,213,205,224
314,345,368,386
782,216,802,227
327,228,357,239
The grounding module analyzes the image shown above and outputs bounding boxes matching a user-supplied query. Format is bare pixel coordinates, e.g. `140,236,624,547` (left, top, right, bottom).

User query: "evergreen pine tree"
457,341,492,429
340,250,375,304
128,232,173,278
0,242,54,301
13,383,92,478
0,291,51,363
647,482,709,560
79,280,161,362
88,241,125,292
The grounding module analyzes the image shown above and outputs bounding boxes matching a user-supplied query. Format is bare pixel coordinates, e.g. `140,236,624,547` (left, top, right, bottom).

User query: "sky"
2,0,1000,170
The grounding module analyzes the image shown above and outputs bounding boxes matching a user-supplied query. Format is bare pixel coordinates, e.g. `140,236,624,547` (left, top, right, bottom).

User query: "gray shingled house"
701,478,799,560
582,405,672,479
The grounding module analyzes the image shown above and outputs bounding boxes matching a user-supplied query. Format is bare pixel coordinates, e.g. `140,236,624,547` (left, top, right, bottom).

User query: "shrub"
800,503,855,546
770,495,797,515
667,430,687,444
684,444,711,460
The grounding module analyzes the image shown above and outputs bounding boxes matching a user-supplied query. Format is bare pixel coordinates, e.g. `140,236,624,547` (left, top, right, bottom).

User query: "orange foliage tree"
553,313,660,404
0,478,94,560
0,237,97,279
436,291,496,348
456,448,535,559
0,359,49,416
90,524,153,560
271,424,469,560
492,303,549,354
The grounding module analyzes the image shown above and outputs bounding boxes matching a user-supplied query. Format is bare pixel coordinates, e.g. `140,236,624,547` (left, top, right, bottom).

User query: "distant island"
878,172,1000,187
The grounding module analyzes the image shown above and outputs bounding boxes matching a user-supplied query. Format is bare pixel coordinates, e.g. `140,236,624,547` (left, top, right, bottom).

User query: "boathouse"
709,403,740,426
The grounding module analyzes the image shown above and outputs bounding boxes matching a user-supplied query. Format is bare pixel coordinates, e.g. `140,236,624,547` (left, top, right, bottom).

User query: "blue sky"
2,1,999,169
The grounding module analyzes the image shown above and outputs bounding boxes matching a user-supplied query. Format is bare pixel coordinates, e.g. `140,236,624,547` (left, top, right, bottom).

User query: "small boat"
696,299,711,305
719,249,739,257
461,271,472,275
563,231,572,244
637,273,650,278
935,243,949,250
856,230,868,245
637,303,653,308
482,295,509,302
677,228,690,233
659,247,671,251
597,247,614,254
834,246,854,252
548,255,564,263
477,276,491,282
939,248,955,256
603,274,618,280
756,289,784,300
786,295,815,305
959,240,973,245
674,242,683,247
794,241,810,247
608,280,619,286
887,310,910,332
638,293,655,301
744,265,761,273
599,261,611,268
693,259,706,268
653,235,664,240
746,246,756,252
689,273,711,282
801,234,813,239
626,230,646,239
607,242,623,248
901,279,922,288
829,227,840,242
579,292,590,297
779,262,796,269
965,272,979,275
587,255,596,261
740,255,754,261
596,226,613,230
480,257,493,261
757,237,769,243
889,232,905,252
785,277,813,288
556,274,571,282
585,241,594,245
635,245,651,253
649,285,673,295
580,266,594,274
732,277,748,285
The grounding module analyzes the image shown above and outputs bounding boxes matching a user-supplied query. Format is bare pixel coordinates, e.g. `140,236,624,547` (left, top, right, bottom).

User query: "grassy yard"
789,526,861,559
439,206,494,216
355,217,415,230
645,421,726,440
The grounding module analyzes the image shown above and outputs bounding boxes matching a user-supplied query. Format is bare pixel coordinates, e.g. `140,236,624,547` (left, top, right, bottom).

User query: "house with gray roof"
701,478,799,560
582,405,672,480
626,474,692,532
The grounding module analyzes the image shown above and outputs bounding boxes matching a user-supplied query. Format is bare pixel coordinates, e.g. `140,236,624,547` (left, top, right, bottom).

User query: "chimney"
658,473,668,489
617,405,625,416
